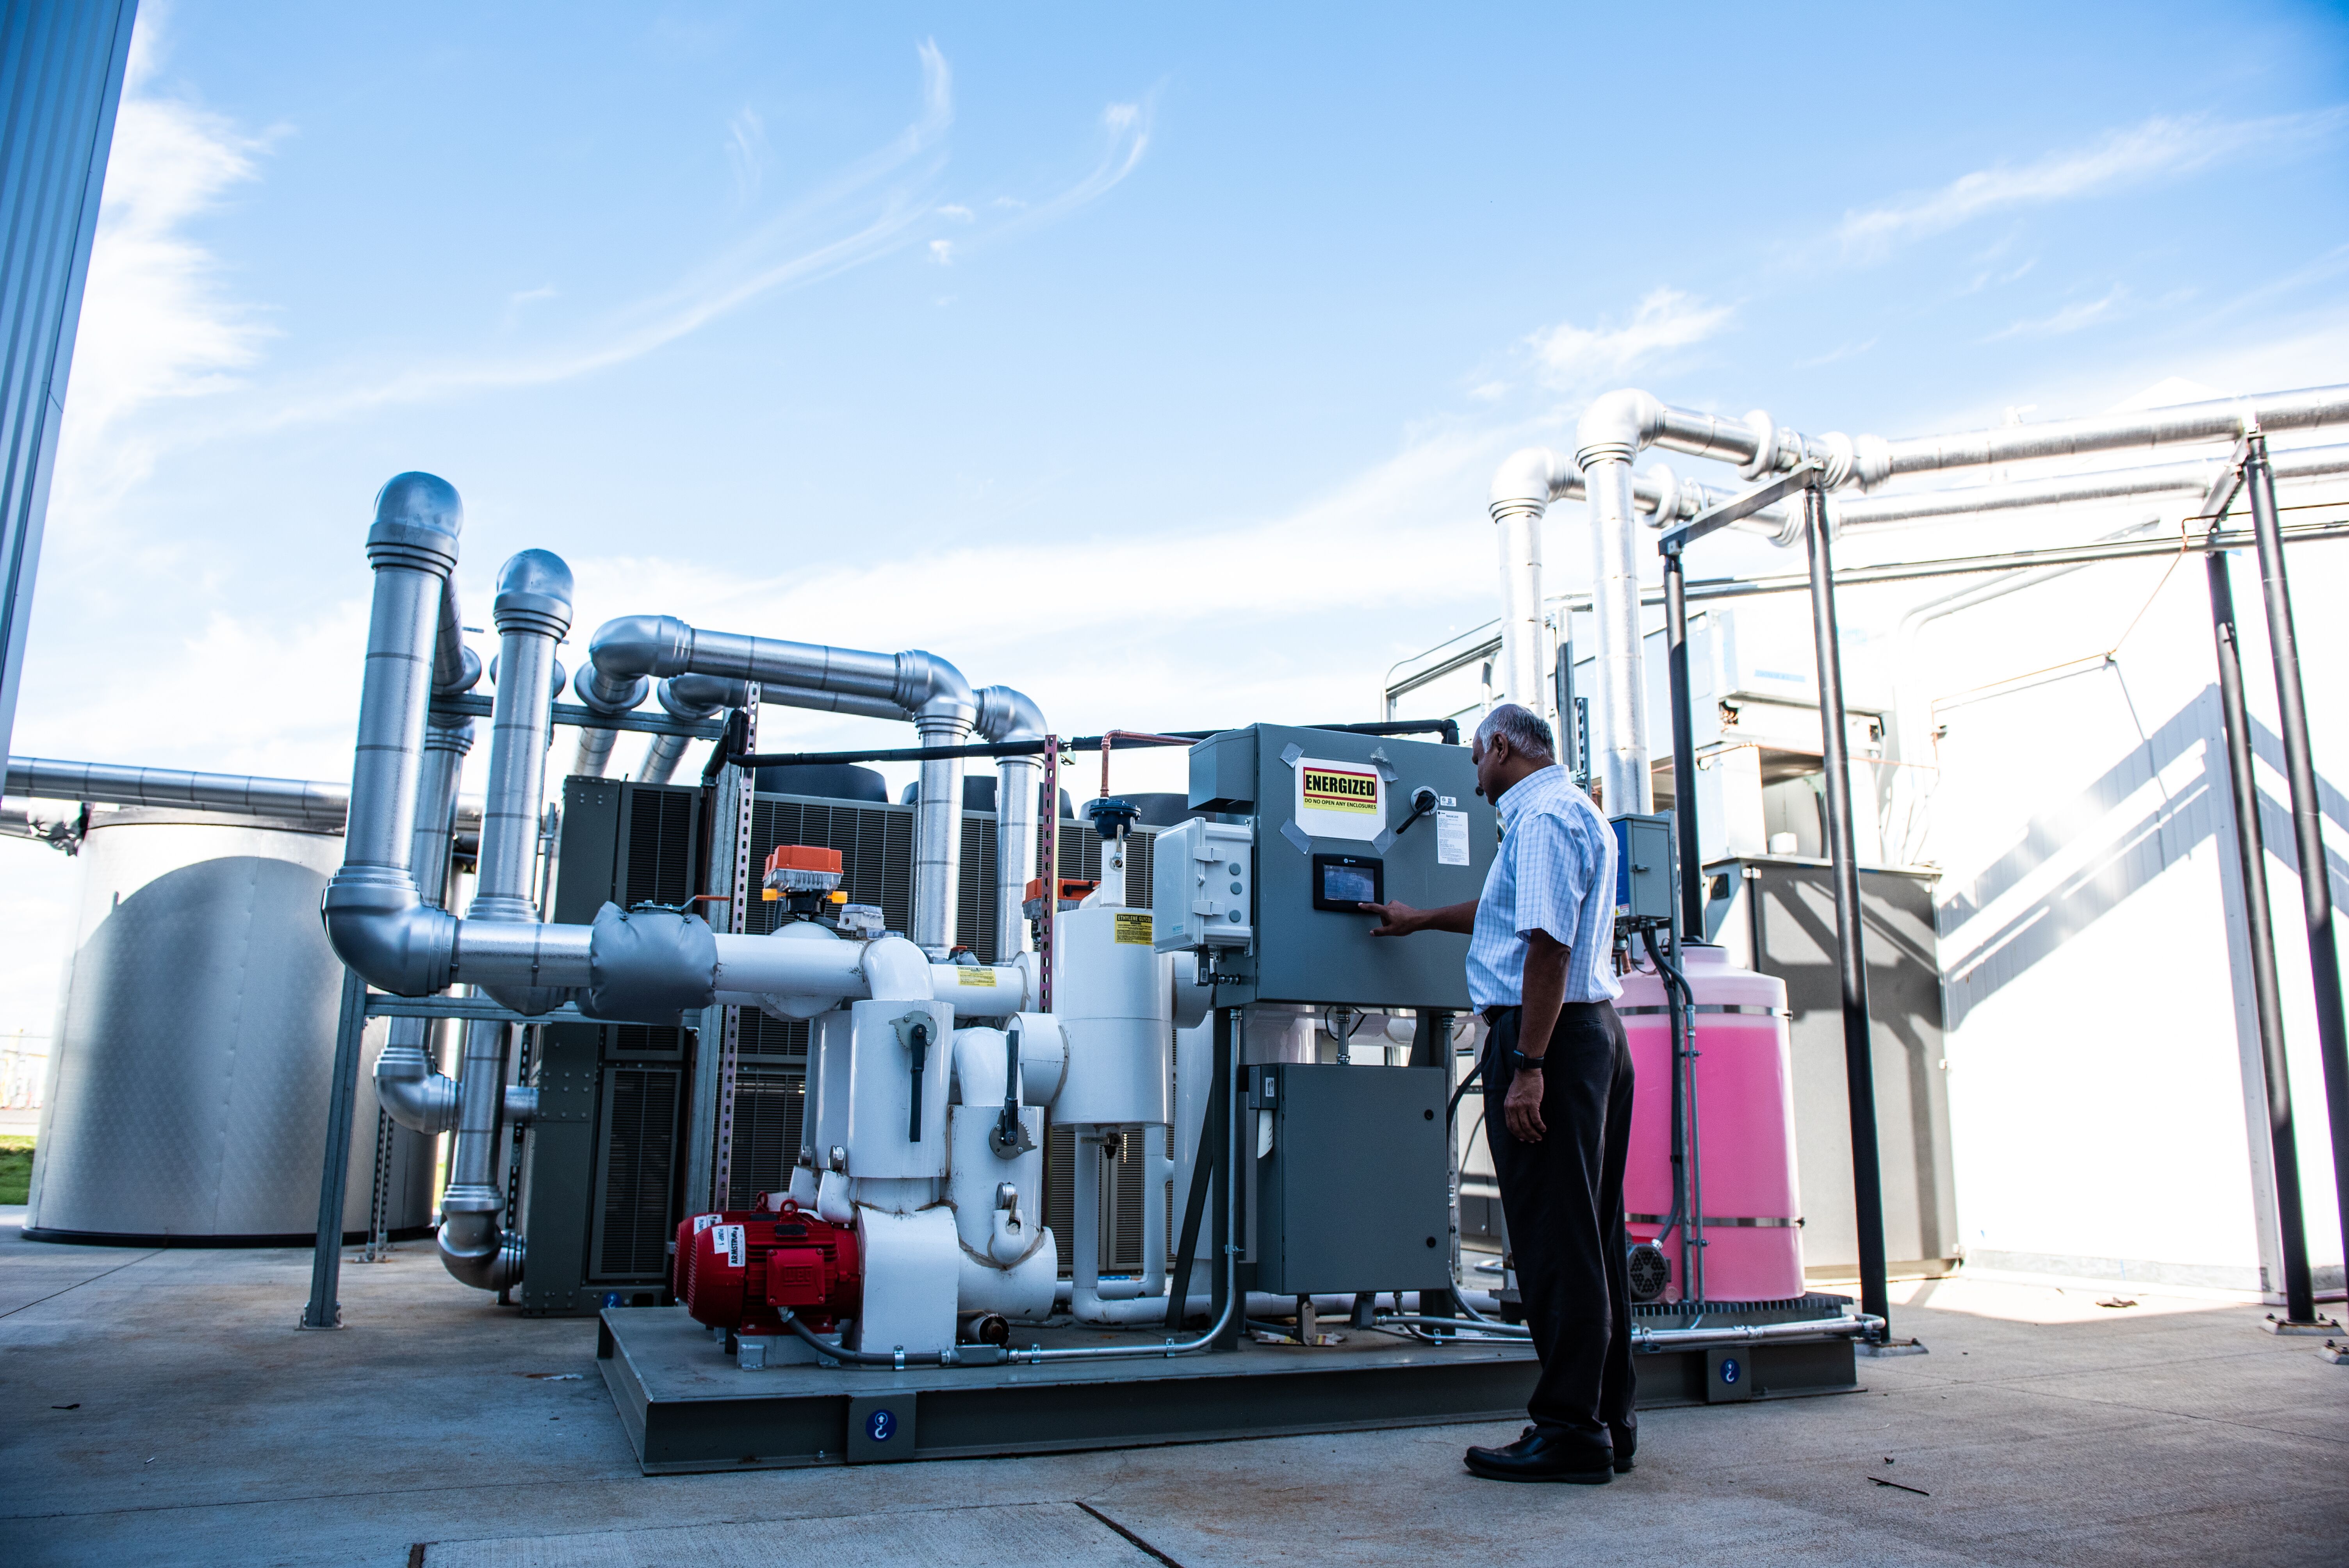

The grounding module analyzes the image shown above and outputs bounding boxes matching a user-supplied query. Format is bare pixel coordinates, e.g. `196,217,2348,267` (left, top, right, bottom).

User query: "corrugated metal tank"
24,809,437,1243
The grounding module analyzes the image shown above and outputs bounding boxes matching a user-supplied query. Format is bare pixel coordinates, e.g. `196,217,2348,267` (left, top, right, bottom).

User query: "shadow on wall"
1937,686,2349,1032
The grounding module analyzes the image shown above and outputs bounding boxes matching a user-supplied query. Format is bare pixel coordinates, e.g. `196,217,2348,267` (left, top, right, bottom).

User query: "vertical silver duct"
637,675,746,785
910,696,977,957
372,713,474,1132
322,474,464,982
977,685,1048,960
1575,443,1651,813
438,548,573,1293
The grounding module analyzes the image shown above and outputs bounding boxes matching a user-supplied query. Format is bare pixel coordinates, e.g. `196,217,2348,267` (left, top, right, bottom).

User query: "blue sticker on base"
1719,1357,1741,1385
867,1408,896,1443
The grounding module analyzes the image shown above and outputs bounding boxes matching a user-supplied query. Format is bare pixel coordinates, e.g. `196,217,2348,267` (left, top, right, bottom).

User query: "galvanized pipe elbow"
437,1209,525,1292
323,895,458,996
637,676,748,785
373,1031,459,1134
1486,445,1578,519
895,649,977,725
1575,390,1670,470
587,613,697,681
975,684,1048,743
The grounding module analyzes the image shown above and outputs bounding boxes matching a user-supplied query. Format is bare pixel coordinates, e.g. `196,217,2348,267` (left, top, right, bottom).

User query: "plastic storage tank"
1618,943,1805,1302
24,809,437,1244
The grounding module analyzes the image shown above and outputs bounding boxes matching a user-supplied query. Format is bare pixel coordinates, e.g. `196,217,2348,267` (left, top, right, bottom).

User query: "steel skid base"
597,1299,1862,1473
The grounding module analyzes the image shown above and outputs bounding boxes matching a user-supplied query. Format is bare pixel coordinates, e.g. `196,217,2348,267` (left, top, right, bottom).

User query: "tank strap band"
1615,1003,1791,1017
1627,1213,1803,1229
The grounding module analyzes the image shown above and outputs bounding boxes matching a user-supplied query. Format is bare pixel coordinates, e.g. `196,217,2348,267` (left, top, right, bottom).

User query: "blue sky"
4,0,2347,1035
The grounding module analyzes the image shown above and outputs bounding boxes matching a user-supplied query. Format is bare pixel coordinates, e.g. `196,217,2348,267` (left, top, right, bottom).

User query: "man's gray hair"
1475,702,1555,759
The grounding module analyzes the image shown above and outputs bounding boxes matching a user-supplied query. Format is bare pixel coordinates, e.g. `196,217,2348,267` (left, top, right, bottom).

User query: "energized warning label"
1293,755,1387,844
1300,764,1380,813
1114,912,1154,945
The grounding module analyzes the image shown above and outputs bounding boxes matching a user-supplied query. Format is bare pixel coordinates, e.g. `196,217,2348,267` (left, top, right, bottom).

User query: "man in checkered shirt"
1365,702,1636,1484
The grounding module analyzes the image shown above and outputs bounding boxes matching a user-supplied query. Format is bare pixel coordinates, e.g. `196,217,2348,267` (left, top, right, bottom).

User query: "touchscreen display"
1322,863,1378,904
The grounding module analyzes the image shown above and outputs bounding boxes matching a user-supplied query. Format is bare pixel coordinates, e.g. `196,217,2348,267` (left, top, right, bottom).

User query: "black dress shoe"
1464,1425,1614,1484
1609,1417,1636,1472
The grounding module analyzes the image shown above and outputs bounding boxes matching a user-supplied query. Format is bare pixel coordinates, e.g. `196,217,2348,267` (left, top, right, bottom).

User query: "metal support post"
2207,546,2319,1322
301,969,370,1327
1663,545,1705,936
2244,437,2349,1278
712,686,759,1209
1208,1005,1240,1351
1039,738,1060,1012
1803,477,1891,1333
1412,1008,1459,1321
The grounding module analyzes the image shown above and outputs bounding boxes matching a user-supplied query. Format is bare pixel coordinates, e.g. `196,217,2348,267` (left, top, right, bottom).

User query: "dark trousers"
1484,1000,1636,1451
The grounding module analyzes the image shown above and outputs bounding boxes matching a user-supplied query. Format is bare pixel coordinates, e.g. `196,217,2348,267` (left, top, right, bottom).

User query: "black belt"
1481,1001,1611,1027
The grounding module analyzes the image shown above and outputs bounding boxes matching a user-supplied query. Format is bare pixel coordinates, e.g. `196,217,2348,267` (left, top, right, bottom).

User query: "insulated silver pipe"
1876,383,2349,478
638,675,746,785
438,549,571,1293
978,685,1047,961
569,665,649,780
1836,440,2349,529
759,684,909,722
374,715,474,1135
323,473,465,984
586,616,982,959
7,757,349,826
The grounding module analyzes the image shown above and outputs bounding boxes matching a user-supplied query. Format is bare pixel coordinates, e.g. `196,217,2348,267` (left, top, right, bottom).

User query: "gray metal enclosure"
1704,857,1957,1278
25,810,436,1243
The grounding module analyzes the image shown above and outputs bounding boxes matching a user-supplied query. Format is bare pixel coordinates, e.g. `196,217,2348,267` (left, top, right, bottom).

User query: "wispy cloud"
1986,284,2126,340
1526,289,1733,387
1836,108,2348,259
724,105,767,206
246,46,1154,429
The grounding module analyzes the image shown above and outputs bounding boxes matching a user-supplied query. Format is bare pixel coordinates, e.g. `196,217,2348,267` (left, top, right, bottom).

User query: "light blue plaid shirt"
1465,764,1621,1011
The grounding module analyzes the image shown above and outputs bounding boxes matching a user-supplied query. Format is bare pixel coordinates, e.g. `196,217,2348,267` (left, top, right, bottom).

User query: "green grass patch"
0,1135,33,1205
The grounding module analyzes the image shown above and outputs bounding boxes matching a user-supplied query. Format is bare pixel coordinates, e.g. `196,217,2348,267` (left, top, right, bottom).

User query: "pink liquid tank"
1618,942,1806,1303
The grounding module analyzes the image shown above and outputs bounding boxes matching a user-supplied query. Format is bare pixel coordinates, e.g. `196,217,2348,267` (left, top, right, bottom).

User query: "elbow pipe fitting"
658,674,747,719
895,649,977,726
435,644,482,698
373,1035,460,1135
1486,445,1577,517
975,684,1048,743
574,663,649,717
323,891,457,996
437,1209,525,1293
862,935,934,1003
586,613,697,682
1574,390,1670,472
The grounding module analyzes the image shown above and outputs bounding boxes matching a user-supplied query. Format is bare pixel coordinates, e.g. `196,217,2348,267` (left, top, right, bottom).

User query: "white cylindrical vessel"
26,810,435,1244
1051,903,1170,1126
843,998,953,1182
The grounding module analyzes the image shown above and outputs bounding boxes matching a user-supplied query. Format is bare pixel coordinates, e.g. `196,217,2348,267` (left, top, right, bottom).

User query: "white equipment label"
1435,810,1470,866
1293,757,1385,843
713,1224,745,1268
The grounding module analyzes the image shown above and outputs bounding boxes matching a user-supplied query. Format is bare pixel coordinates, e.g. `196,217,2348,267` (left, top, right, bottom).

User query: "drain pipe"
977,685,1048,960
638,676,748,784
437,549,572,1292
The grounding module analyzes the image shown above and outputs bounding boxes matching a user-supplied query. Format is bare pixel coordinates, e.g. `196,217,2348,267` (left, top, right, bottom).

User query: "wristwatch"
1509,1049,1546,1071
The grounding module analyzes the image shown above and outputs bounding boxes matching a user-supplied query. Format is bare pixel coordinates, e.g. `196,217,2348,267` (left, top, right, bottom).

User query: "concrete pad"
422,1500,1163,1567
2,1223,2344,1567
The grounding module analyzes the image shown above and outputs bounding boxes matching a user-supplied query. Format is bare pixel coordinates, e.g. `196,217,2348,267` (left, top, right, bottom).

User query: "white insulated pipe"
1492,381,2349,816
1834,440,2349,529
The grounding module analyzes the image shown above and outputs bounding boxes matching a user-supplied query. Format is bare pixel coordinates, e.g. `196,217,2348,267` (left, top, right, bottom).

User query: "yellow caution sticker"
1300,764,1380,814
1114,912,1154,946
955,967,997,987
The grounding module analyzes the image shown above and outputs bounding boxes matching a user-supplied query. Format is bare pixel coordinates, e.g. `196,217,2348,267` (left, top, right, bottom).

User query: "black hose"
1641,926,1693,1252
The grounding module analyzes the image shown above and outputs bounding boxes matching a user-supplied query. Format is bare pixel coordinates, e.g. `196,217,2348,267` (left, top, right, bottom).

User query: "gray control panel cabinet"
1185,724,1495,1009
1252,1064,1453,1297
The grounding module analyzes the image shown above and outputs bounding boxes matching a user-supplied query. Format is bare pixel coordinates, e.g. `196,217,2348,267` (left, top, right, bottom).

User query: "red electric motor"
674,1201,861,1335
